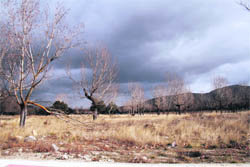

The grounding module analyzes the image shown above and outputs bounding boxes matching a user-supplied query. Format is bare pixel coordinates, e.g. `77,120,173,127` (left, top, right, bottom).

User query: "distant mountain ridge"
119,85,250,113
145,85,250,113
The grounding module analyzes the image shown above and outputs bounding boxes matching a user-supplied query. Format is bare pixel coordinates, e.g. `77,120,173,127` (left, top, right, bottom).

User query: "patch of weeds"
227,140,239,148
7,136,19,143
207,145,217,149
149,155,156,159
2,143,11,150
60,144,85,154
230,160,239,163
184,144,192,148
176,154,190,162
157,152,168,157
180,151,202,158
187,151,201,158
48,133,57,139
166,143,172,147
33,143,53,153
92,157,100,161
0,122,7,127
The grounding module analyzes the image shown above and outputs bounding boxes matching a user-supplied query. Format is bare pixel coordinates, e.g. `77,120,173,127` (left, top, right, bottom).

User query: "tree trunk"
19,103,27,127
157,109,160,115
93,109,98,120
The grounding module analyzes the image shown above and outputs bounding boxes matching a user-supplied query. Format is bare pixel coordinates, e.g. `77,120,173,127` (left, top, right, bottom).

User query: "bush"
106,102,119,114
53,101,68,111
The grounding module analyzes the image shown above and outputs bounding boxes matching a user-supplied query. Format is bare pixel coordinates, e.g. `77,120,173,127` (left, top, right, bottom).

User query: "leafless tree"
55,93,69,104
128,83,145,115
212,76,228,90
123,100,133,115
144,103,154,113
236,81,250,111
153,85,167,115
211,76,229,112
0,0,83,127
67,46,117,120
166,72,188,114
177,91,193,113
106,84,119,116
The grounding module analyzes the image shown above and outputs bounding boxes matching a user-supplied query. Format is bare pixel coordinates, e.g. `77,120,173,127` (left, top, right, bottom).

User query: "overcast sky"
34,0,250,108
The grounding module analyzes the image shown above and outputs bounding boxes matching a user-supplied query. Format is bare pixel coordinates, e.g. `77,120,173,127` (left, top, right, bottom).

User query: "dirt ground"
0,140,249,163
0,112,249,163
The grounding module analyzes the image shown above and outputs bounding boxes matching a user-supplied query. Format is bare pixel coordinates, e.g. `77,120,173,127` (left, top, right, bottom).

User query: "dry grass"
0,111,249,150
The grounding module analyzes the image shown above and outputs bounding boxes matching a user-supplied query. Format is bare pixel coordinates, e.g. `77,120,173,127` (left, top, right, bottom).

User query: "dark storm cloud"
53,0,249,84
40,0,250,106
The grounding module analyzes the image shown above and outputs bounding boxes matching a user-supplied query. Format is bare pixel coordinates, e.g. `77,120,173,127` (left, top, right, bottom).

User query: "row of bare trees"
122,74,249,116
125,83,145,115
152,72,190,114
122,72,190,116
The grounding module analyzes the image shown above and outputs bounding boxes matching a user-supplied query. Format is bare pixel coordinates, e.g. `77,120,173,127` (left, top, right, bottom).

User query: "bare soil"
0,137,249,163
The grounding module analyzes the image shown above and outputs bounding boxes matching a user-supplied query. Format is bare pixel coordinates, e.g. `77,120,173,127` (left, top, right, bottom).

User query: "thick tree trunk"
83,88,99,120
19,103,27,127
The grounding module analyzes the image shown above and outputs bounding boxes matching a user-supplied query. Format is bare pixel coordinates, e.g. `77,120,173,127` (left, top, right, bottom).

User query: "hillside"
146,85,250,113
119,85,250,113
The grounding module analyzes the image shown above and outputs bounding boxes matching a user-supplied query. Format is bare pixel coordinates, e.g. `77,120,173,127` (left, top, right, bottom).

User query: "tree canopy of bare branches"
166,72,188,114
212,76,228,90
211,76,229,112
67,46,118,120
0,0,83,127
128,83,145,115
153,85,167,115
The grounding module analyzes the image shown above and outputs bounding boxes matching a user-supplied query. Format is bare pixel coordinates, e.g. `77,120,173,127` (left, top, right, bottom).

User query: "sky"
33,0,250,108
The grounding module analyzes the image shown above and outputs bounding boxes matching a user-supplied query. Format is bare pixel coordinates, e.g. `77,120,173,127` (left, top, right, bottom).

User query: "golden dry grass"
0,111,249,149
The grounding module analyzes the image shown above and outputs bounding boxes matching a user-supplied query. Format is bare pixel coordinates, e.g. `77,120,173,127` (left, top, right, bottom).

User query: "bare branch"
239,0,250,11
128,82,145,115
212,76,228,89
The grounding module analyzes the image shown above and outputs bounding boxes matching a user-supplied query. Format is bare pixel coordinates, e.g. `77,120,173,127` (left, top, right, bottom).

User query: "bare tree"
211,76,229,112
0,0,83,127
123,99,133,115
144,102,154,113
212,76,228,90
55,93,69,104
106,84,119,116
128,83,145,115
152,85,167,115
234,81,250,111
177,91,193,113
166,72,188,114
67,46,117,120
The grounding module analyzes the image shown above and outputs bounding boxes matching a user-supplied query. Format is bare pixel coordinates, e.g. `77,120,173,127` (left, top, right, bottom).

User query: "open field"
0,111,249,163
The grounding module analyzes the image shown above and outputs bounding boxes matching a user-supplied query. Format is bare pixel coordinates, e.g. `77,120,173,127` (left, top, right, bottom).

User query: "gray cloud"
37,0,250,107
